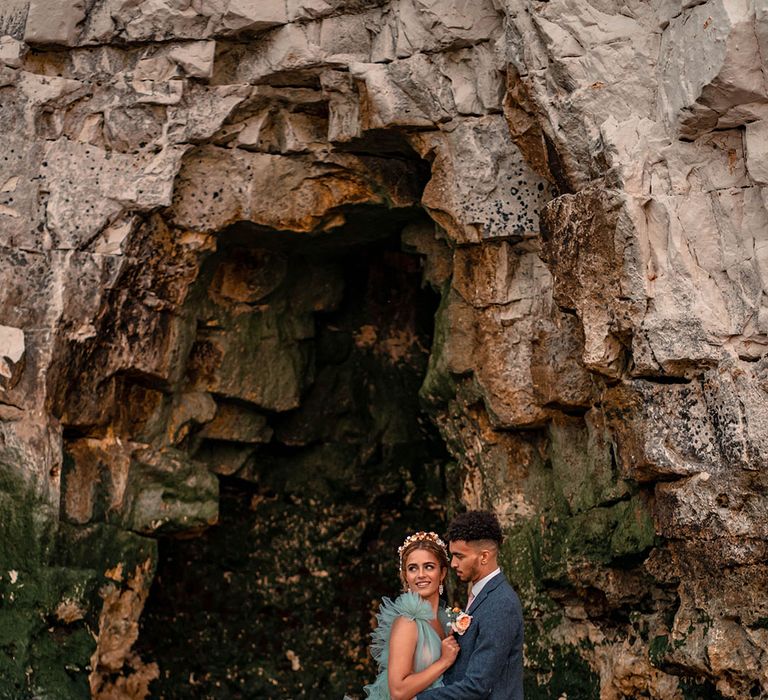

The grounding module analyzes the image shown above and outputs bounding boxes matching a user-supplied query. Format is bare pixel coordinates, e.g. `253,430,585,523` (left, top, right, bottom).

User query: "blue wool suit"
417,572,524,700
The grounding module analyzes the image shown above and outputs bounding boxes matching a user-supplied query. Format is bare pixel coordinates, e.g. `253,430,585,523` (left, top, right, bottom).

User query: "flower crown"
398,531,448,568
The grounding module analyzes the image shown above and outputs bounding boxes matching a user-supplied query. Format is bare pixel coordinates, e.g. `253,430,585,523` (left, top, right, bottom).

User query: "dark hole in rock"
135,218,451,698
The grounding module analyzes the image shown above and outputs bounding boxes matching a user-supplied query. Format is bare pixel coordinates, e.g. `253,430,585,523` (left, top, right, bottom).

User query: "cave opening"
134,207,452,698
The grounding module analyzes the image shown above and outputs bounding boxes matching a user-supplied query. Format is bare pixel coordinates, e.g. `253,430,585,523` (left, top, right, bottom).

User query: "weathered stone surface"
390,0,502,57
413,116,552,243
0,34,24,66
186,311,313,411
1,0,768,697
659,0,768,139
63,440,218,535
745,118,768,184
43,140,188,249
198,401,272,443
24,0,85,46
530,310,595,409
89,558,159,700
452,244,555,427
0,324,24,392
221,0,288,33
166,391,217,445
604,380,721,483
542,188,642,377
124,448,218,534
169,146,422,233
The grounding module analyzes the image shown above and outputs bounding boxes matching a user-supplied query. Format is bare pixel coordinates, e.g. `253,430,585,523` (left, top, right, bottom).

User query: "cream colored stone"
170,146,419,233
133,77,185,104
0,324,23,381
24,0,85,45
43,140,188,248
1,0,768,696
321,70,362,142
660,0,766,137
349,58,451,129
168,40,216,78
319,11,377,61
433,44,505,115
0,35,25,67
746,119,768,185
221,0,287,32
393,0,502,57
230,23,323,81
414,116,552,244
287,0,333,22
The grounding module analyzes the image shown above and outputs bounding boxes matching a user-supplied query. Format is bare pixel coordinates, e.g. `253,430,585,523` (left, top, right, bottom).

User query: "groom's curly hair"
445,510,503,546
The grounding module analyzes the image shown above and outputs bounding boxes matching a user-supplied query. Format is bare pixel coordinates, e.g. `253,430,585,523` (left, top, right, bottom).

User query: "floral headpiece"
398,531,448,569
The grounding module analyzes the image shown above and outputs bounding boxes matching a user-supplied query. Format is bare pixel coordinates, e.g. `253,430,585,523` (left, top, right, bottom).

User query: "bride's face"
404,548,446,599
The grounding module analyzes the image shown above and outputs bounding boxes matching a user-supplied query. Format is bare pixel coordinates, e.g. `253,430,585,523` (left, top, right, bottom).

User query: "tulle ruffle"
369,592,435,667
363,592,443,698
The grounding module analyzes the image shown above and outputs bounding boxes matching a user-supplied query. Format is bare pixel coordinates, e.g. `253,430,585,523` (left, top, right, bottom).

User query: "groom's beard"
453,562,479,583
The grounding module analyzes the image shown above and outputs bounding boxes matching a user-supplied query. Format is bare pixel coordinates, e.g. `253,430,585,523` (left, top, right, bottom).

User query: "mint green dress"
363,592,447,699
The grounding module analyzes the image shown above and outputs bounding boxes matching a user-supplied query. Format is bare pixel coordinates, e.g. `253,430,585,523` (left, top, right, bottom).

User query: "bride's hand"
439,634,460,667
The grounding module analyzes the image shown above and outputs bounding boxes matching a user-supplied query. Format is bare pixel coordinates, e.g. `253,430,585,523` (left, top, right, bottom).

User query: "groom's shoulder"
491,575,522,610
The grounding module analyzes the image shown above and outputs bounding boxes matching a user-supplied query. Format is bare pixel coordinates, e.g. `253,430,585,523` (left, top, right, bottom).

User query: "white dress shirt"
469,567,501,604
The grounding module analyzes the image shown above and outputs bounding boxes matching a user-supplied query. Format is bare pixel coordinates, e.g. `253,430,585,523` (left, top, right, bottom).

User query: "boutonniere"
445,606,473,635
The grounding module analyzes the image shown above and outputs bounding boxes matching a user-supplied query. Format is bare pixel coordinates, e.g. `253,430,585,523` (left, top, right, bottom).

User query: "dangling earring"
439,584,444,595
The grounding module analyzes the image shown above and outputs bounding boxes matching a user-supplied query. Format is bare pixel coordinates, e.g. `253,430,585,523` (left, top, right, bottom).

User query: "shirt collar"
470,567,501,599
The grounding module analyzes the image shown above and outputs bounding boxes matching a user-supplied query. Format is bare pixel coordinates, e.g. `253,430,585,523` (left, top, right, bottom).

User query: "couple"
364,511,524,700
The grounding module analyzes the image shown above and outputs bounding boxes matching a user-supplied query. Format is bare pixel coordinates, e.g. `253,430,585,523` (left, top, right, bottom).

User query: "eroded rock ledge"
0,0,767,698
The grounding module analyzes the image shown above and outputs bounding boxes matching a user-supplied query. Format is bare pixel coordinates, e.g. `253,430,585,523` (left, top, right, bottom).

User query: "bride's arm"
387,618,458,700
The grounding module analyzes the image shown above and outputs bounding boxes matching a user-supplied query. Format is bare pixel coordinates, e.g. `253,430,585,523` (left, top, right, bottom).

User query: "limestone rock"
349,57,455,129
453,244,555,426
541,188,641,378
167,40,216,79
746,119,768,184
2,0,768,697
0,324,24,392
0,34,25,66
24,0,85,46
43,140,188,249
198,401,272,443
170,146,421,233
166,392,217,445
89,558,159,700
391,0,502,57
186,312,312,412
432,44,505,116
63,439,219,534
603,380,722,483
124,448,219,534
659,0,767,138
221,0,288,33
530,311,595,410
413,116,553,244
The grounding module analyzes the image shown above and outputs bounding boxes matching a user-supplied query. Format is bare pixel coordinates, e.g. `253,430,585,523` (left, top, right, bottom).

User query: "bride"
363,532,460,700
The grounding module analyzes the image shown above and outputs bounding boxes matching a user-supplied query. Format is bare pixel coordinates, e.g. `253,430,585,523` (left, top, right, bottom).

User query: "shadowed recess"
135,224,451,698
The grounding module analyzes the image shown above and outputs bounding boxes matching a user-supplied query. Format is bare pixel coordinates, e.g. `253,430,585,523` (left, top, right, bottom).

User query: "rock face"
0,0,767,698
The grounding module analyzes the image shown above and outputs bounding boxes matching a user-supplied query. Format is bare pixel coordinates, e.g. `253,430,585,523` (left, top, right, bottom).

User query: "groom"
417,510,524,700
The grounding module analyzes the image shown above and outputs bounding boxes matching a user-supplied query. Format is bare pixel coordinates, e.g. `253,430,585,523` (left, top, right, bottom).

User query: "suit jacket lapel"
467,572,505,614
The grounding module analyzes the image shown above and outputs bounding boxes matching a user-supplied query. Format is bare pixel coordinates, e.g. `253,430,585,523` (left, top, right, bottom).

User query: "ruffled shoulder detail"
369,593,434,666
391,592,435,623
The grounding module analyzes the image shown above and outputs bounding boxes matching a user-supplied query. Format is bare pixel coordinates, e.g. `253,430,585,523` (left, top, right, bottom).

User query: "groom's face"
448,540,482,583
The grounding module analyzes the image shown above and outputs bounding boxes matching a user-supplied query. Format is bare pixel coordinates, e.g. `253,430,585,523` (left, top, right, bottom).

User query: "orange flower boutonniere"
445,606,473,635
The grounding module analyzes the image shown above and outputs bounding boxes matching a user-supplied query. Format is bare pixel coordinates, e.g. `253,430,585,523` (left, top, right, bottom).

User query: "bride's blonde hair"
398,531,449,585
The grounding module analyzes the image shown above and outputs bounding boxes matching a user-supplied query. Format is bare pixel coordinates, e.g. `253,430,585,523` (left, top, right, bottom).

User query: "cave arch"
135,217,452,697
54,133,460,697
